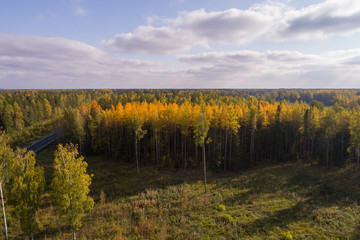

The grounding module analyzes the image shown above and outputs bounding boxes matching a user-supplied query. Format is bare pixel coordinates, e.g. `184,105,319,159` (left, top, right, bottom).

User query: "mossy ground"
3,144,360,239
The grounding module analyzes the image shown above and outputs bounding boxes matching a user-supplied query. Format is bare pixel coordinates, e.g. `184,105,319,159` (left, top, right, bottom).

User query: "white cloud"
74,7,87,16
0,34,163,89
2,34,360,89
103,0,360,54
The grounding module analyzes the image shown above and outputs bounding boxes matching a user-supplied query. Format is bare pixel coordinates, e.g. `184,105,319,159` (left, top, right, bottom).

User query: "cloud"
176,50,360,88
0,34,162,89
73,7,87,16
103,0,360,54
2,34,360,89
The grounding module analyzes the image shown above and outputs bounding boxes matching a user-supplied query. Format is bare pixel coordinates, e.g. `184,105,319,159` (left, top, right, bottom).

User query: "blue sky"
1,0,360,88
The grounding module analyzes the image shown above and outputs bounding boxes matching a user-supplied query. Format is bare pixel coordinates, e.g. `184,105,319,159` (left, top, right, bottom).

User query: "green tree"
8,148,44,240
51,143,94,240
0,131,14,240
3,104,14,132
13,102,24,131
43,99,53,119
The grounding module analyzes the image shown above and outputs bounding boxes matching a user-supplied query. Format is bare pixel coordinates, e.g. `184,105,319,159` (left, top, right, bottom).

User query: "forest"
1,89,360,239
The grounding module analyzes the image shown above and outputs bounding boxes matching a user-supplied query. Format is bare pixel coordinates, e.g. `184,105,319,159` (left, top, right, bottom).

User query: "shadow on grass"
229,165,360,237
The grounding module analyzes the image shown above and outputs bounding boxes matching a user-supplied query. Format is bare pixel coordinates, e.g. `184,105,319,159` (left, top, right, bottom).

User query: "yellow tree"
349,109,360,183
179,102,192,169
125,102,147,176
193,104,210,193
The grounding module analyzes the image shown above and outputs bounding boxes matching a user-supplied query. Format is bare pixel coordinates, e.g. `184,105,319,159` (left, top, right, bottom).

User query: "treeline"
64,97,360,173
0,90,104,145
2,89,360,147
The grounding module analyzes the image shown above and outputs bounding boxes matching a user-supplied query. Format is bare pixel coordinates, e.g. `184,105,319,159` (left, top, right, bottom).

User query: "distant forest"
1,89,360,172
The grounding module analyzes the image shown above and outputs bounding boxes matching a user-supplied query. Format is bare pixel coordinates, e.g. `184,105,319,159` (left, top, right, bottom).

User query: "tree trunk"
0,182,8,240
341,131,344,163
224,129,228,171
31,232,34,240
326,133,330,168
156,132,160,169
184,135,187,170
73,229,76,240
229,133,233,170
250,130,255,164
195,144,198,169
135,130,139,177
203,141,207,193
356,151,359,184
311,135,315,159
79,137,82,155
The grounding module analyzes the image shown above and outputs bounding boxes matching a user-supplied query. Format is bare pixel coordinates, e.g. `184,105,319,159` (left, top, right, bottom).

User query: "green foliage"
193,104,210,146
349,109,360,153
51,143,94,231
0,131,14,182
7,148,45,237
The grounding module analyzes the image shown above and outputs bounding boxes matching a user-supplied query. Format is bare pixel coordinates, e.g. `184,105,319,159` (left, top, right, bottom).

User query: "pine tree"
51,143,94,240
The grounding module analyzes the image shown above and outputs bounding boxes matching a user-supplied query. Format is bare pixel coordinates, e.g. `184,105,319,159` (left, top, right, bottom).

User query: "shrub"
218,204,226,212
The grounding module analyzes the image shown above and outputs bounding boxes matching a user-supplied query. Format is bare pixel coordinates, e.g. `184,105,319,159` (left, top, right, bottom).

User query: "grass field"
4,144,360,239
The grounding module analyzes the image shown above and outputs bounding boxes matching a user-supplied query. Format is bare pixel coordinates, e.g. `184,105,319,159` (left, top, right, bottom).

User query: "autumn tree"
8,148,44,240
349,109,360,183
125,102,147,176
51,144,94,240
0,131,13,240
193,104,210,193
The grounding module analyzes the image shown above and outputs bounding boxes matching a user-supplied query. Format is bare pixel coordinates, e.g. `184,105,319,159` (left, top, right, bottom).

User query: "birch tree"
0,131,13,240
193,104,210,193
8,148,44,240
349,109,360,183
51,143,94,240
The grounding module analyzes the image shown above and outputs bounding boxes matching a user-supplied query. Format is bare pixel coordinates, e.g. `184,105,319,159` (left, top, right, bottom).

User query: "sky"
1,0,360,89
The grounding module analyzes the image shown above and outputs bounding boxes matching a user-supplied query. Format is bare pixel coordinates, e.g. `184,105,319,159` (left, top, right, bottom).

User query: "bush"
218,204,226,212
221,214,233,223
281,231,293,240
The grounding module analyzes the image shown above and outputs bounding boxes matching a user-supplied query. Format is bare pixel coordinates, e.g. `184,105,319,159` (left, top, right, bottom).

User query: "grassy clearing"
3,144,360,239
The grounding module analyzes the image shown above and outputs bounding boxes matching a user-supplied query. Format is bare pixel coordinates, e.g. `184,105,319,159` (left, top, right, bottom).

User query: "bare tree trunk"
229,133,233,170
31,232,34,240
326,133,330,168
356,151,359,184
250,130,255,164
203,141,207,193
195,144,198,169
341,131,344,163
224,129,228,171
79,137,82,155
156,132,160,169
135,130,139,177
0,182,8,240
73,229,76,240
311,135,315,159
